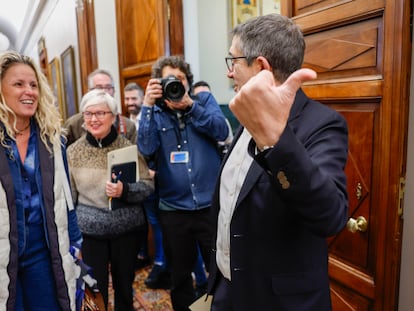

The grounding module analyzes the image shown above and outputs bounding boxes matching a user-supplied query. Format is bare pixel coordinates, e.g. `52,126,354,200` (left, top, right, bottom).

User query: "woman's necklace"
15,123,30,136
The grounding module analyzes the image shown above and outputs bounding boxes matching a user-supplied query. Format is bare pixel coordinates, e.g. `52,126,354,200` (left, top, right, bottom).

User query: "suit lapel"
235,160,262,207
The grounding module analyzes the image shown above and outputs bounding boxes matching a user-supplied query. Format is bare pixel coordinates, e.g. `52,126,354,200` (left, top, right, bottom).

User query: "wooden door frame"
298,0,411,309
379,0,411,308
76,0,98,95
168,0,184,56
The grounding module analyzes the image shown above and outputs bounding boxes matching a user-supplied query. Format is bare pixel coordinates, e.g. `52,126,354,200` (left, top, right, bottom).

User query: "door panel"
330,277,372,310
329,107,376,269
290,0,384,30
305,18,381,79
294,0,383,16
115,0,184,115
290,0,411,309
115,0,168,93
116,0,167,67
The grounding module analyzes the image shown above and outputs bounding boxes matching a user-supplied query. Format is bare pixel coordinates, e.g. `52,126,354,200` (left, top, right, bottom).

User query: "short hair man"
192,80,211,94
64,69,136,145
124,82,144,128
207,14,349,311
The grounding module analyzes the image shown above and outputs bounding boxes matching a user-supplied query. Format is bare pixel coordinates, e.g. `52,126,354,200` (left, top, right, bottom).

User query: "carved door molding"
288,0,411,309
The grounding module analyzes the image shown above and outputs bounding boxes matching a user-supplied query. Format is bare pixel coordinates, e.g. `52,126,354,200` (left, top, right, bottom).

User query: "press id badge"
170,151,189,163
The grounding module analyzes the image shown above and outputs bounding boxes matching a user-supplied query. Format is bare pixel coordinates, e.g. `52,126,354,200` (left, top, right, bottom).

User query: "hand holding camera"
143,75,192,110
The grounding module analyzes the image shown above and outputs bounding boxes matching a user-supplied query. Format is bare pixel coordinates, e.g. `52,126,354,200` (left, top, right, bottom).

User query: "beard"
127,105,141,115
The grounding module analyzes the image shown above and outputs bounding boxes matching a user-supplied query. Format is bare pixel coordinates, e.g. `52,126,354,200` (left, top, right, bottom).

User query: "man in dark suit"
207,14,349,311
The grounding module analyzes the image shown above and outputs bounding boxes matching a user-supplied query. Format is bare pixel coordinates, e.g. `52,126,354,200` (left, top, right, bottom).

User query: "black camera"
157,75,186,106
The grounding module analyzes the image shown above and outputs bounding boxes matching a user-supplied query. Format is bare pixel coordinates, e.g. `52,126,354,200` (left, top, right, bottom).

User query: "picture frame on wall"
48,57,65,120
60,45,79,119
37,37,49,79
231,0,262,28
262,0,281,15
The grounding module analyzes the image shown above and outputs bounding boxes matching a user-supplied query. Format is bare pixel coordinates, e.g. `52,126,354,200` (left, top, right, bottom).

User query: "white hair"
80,89,118,114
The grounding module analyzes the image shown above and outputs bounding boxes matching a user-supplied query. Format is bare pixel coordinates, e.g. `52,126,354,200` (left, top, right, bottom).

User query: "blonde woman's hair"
0,50,63,153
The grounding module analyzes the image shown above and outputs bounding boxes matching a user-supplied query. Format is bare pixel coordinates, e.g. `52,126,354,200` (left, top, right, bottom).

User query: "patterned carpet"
108,265,173,311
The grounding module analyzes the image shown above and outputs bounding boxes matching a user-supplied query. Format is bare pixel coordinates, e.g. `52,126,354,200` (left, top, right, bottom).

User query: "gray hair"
232,14,305,82
124,82,144,96
80,89,118,114
87,69,114,90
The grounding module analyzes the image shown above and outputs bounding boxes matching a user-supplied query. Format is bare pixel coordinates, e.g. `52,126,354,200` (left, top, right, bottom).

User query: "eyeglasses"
91,85,114,92
83,111,113,120
225,56,247,72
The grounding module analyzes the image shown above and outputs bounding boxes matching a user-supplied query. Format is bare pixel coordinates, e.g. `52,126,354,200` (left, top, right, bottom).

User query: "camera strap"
116,114,127,137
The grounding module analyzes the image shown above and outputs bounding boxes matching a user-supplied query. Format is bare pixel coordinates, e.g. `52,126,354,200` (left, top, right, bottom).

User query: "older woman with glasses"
67,89,154,311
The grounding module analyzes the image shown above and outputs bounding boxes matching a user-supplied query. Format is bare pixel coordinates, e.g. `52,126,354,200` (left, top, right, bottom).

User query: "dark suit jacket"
207,89,349,311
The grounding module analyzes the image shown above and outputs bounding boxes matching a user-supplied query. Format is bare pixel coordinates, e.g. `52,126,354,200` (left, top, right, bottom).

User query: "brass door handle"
347,216,368,233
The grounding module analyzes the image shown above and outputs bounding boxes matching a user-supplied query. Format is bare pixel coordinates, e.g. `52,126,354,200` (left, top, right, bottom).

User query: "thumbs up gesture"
229,68,317,150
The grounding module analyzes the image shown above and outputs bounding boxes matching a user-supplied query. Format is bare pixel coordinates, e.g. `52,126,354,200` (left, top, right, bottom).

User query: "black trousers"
159,208,214,311
82,229,144,311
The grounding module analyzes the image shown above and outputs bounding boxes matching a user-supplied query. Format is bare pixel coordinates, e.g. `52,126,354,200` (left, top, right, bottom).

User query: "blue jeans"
144,193,165,265
16,223,60,310
194,245,207,286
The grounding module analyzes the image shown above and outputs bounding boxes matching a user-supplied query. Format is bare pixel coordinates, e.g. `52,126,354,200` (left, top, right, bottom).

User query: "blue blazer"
208,89,349,311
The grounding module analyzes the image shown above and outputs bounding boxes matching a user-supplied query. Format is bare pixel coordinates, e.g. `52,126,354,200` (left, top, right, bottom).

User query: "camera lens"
164,80,185,101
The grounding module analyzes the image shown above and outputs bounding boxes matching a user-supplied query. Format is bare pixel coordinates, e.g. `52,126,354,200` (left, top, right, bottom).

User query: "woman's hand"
105,180,123,198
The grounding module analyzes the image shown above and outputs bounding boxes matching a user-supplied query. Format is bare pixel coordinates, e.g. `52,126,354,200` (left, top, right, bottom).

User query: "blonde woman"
0,50,82,310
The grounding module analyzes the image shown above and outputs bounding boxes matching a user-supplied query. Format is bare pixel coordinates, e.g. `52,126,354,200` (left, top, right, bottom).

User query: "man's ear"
256,56,272,71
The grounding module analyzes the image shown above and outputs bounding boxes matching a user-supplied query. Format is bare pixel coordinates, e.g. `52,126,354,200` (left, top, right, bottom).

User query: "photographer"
138,55,229,310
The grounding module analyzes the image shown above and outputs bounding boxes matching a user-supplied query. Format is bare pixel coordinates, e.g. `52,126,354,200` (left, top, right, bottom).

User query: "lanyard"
169,111,186,151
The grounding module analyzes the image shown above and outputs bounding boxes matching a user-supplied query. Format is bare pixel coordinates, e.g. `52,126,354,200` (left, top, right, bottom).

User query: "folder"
189,294,213,311
107,145,139,210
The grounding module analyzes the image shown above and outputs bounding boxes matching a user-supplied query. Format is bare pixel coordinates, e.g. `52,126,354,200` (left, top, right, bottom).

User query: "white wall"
29,0,81,111
183,0,200,82
94,0,121,108
30,0,122,112
183,0,234,104
184,0,280,103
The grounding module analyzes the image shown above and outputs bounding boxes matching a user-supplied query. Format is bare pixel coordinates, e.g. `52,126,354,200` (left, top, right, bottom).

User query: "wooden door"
283,0,411,309
115,0,184,115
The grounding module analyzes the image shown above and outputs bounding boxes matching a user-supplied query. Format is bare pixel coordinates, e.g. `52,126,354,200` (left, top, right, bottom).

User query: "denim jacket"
138,91,228,210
